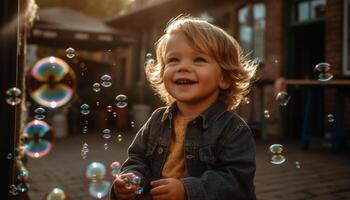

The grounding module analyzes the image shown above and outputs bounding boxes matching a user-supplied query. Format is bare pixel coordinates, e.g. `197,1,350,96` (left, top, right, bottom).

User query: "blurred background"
1,0,350,199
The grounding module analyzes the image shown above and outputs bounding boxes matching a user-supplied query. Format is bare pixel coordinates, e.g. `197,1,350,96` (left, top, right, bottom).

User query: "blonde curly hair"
145,15,258,110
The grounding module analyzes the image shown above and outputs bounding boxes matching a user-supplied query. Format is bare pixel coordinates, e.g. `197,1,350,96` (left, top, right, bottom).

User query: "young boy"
111,15,257,200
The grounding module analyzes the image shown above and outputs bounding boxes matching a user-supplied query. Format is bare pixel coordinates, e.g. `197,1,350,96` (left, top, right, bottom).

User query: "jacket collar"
161,100,228,129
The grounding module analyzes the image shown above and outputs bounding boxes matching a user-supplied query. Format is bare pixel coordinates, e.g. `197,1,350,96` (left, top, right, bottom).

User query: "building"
106,0,350,141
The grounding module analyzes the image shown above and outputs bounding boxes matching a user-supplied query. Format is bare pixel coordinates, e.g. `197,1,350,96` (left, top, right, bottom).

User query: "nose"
177,60,192,73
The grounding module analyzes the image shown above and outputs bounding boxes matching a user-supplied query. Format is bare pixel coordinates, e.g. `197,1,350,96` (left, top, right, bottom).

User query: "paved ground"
26,132,350,200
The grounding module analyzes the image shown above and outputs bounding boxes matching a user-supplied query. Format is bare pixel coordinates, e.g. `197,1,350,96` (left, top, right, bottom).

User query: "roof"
28,7,136,50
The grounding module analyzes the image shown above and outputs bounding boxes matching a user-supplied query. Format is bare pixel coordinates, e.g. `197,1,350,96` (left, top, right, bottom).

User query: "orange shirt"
161,115,192,178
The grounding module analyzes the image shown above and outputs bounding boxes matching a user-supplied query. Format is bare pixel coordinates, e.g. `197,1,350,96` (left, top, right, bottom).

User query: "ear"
219,78,230,90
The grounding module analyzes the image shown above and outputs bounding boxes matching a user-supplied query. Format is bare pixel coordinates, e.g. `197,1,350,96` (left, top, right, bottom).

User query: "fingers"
150,179,169,187
150,185,168,196
112,173,137,199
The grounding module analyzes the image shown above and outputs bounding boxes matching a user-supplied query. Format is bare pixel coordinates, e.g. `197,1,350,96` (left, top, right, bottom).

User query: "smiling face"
162,31,229,108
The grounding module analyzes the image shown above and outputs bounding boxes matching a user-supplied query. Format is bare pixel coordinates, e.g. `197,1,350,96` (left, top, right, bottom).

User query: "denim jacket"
113,100,256,200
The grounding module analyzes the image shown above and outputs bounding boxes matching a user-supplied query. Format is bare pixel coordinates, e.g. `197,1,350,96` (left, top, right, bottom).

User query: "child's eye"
166,57,179,64
194,57,207,63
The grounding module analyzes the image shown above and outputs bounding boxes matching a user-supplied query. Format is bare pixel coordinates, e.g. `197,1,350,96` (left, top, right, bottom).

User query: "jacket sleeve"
181,125,256,200
109,109,163,200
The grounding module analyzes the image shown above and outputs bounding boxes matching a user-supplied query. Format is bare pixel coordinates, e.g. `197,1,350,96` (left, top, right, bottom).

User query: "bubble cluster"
123,175,143,194
6,87,22,106
80,104,90,115
66,47,75,58
26,56,76,108
23,120,53,158
34,107,46,120
314,62,333,81
276,91,291,106
81,142,89,159
46,188,67,200
269,144,286,165
9,184,18,196
100,74,112,88
92,83,101,92
115,94,128,108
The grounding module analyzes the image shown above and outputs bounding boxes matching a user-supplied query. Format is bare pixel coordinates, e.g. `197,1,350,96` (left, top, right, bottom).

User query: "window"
343,0,350,76
292,0,326,23
238,3,265,62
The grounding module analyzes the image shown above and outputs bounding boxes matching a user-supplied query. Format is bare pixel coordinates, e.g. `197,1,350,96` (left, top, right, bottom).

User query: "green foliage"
35,0,131,19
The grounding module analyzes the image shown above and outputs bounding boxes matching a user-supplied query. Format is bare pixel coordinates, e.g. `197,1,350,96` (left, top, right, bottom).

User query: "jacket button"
157,147,164,154
186,155,195,159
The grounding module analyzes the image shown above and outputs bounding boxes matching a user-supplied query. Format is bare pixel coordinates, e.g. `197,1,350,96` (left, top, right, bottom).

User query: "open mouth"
174,79,197,85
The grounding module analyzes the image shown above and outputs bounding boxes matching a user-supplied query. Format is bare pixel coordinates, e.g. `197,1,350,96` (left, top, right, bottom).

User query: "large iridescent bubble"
23,120,53,158
89,180,110,199
86,162,106,181
26,56,76,108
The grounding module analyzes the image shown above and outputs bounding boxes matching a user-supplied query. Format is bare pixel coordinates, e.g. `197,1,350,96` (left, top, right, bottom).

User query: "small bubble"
314,62,333,81
92,83,101,92
117,134,122,142
244,97,250,104
276,91,291,106
269,144,283,154
264,110,270,118
130,121,135,128
103,129,111,139
6,87,22,106
96,101,100,107
101,81,112,88
104,143,108,150
100,74,112,82
6,153,12,160
110,161,121,177
295,161,301,169
271,155,286,165
66,47,75,58
327,114,335,123
80,104,90,115
115,94,128,108
106,105,113,112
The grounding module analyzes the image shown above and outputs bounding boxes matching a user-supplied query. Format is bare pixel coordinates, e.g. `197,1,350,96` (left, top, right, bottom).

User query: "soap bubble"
264,110,270,118
102,129,111,139
314,62,333,81
110,161,121,178
117,134,122,142
34,107,46,120
6,87,22,106
86,162,106,181
92,83,101,92
46,187,67,200
276,91,290,106
23,120,53,158
115,94,128,108
271,155,286,165
106,105,113,112
327,114,335,123
66,47,75,58
89,180,110,199
26,56,76,108
80,104,90,115
16,182,30,193
17,170,29,182
269,144,283,154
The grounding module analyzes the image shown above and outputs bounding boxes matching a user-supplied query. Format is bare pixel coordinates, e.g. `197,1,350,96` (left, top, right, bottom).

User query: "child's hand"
112,173,137,200
150,178,186,200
